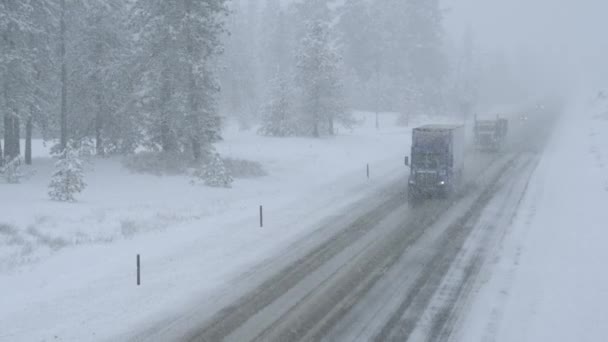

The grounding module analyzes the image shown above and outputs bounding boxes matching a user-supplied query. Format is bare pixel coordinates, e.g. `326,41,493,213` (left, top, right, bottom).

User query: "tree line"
1,0,230,167
1,0,457,167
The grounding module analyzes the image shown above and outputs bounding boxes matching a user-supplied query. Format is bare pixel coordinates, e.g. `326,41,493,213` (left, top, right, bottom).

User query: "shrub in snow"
2,156,24,184
222,158,267,178
48,147,86,202
191,152,233,188
123,151,190,175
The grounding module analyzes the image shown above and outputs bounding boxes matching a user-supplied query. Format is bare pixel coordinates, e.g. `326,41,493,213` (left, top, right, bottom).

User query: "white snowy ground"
454,95,608,342
0,112,449,341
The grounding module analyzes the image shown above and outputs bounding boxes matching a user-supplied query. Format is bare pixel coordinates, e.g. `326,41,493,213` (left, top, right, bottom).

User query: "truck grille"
415,172,438,186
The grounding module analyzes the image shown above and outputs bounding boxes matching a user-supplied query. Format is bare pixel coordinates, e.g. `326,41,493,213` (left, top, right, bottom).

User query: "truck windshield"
413,152,443,169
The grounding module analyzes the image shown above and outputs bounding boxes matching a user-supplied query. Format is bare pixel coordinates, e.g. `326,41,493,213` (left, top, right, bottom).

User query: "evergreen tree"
191,150,233,188
1,0,57,164
220,0,260,129
296,21,350,137
1,1,45,161
130,0,228,161
401,0,446,116
69,0,134,155
293,0,331,37
338,0,376,81
48,146,86,202
258,75,296,137
258,0,293,98
335,0,447,117
2,155,24,184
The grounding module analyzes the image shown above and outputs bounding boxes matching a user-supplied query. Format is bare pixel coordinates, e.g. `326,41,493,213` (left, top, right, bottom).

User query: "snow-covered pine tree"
293,0,332,40
337,0,391,112
295,20,350,137
401,0,446,117
48,146,86,202
2,155,23,184
130,0,228,161
258,75,295,137
338,0,376,82
259,0,292,91
219,0,260,129
1,0,57,165
191,150,233,188
69,0,135,155
1,1,35,162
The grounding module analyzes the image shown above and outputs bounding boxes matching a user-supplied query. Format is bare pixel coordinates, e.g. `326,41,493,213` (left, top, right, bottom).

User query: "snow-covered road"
0,105,566,342
451,95,608,342
125,107,556,342
0,112,443,341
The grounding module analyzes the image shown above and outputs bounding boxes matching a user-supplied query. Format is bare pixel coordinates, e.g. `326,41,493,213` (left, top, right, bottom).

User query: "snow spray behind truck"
405,124,465,203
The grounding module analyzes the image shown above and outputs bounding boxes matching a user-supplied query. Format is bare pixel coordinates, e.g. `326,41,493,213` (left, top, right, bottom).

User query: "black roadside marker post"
137,254,141,286
367,163,370,179
260,205,263,227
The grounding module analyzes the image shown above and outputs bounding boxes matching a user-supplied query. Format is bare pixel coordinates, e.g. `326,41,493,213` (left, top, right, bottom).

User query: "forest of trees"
1,0,519,173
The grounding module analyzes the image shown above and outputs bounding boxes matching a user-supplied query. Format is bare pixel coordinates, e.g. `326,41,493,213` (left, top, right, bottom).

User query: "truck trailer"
405,124,465,203
474,115,508,152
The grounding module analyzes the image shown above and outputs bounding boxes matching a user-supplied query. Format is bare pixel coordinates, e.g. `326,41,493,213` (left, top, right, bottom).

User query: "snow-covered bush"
2,156,24,184
48,146,86,202
191,152,233,188
223,158,266,178
123,151,190,175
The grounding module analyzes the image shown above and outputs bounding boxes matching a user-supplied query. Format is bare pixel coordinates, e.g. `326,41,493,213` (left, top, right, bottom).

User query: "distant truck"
474,115,508,151
405,124,465,203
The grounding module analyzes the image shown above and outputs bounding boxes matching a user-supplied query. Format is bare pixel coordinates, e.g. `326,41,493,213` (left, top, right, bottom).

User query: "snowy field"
0,111,452,341
453,94,608,341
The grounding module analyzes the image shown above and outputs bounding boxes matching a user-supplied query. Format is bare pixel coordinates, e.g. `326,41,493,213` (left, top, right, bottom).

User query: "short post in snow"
136,254,141,286
367,163,370,179
375,112,379,130
259,205,263,228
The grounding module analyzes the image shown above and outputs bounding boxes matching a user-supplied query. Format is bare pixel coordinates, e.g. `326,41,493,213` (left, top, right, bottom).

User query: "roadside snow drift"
454,96,608,342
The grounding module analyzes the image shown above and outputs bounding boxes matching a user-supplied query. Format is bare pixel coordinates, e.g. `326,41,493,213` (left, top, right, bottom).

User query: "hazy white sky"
443,0,608,88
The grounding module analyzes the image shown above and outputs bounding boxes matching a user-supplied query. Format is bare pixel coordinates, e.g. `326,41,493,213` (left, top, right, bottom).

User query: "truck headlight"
439,181,445,185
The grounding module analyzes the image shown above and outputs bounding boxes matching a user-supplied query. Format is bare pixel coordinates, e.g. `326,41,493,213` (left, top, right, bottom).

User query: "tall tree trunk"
95,91,104,156
25,116,32,165
95,116,103,156
191,137,201,161
3,114,19,160
312,90,320,138
328,116,334,136
94,40,105,157
60,0,68,151
2,114,9,161
185,0,202,162
0,139,3,167
14,115,20,156
160,72,175,153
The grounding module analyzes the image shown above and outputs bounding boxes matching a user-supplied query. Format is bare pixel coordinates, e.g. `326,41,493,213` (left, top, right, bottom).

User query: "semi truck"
474,115,508,151
405,124,465,203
